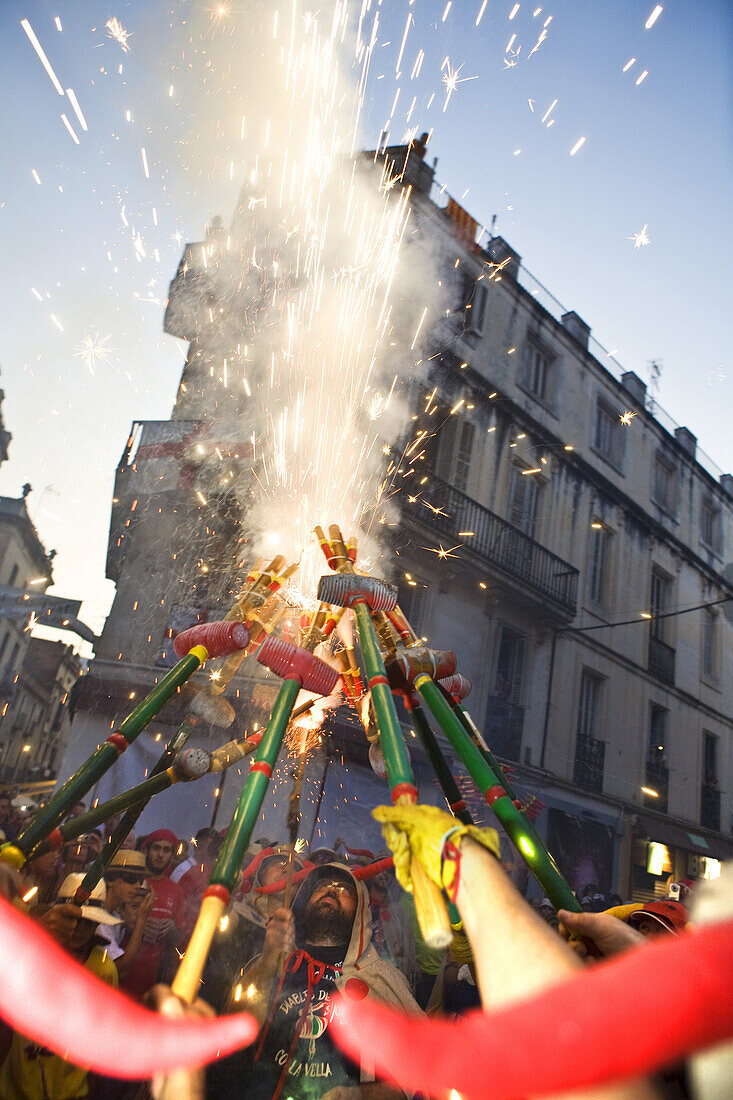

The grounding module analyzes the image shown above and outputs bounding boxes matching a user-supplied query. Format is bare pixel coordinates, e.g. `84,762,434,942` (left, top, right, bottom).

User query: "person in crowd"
367,858,417,989
18,846,59,909
112,829,184,999
84,830,104,862
580,882,607,912
174,828,223,938
0,791,17,841
0,873,121,1099
207,860,418,1099
57,838,90,884
97,849,156,988
202,846,306,1015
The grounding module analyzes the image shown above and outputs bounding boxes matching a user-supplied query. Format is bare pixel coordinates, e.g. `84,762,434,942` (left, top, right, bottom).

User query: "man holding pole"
208,861,417,1100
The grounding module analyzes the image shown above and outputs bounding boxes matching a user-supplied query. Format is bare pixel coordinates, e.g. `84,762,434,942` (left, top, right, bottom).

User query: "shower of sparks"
629,224,650,249
441,60,477,111
73,333,118,375
619,410,637,426
105,18,132,52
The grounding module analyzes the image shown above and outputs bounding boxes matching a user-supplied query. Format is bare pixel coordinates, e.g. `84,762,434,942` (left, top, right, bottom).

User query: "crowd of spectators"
0,791,715,1099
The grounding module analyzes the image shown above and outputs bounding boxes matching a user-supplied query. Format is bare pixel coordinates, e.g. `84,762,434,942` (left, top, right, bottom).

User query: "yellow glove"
372,803,500,898
448,929,474,966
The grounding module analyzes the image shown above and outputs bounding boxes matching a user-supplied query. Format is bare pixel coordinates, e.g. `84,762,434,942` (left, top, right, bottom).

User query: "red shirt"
120,874,183,1000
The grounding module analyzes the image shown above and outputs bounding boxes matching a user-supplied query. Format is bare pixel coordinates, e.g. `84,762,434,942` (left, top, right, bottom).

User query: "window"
454,420,475,492
652,453,678,514
493,627,525,707
703,731,718,785
650,569,672,642
508,465,540,536
587,525,610,606
592,398,624,469
702,608,718,680
8,565,19,588
646,705,669,811
574,670,605,791
462,273,488,336
700,499,722,555
437,415,475,491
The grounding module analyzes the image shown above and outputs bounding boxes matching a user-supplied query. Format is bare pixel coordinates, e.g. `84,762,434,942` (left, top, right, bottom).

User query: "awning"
635,813,733,862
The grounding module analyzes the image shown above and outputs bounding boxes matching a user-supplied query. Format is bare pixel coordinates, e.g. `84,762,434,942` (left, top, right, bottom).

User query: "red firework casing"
256,636,339,696
439,672,472,700
173,621,250,660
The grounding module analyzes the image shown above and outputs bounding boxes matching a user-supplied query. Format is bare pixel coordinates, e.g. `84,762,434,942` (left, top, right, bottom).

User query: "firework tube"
404,696,473,826
34,734,262,861
77,721,193,899
317,560,452,949
0,893,257,1077
172,678,302,1003
1,647,210,868
440,686,518,802
333,918,733,1100
413,674,579,913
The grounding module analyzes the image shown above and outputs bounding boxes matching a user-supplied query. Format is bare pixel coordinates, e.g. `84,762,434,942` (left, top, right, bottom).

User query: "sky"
0,0,730,648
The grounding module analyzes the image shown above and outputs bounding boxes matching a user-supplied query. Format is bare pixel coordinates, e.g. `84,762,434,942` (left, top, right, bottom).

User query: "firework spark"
441,60,478,111
619,410,637,426
73,333,118,375
105,18,132,52
629,224,650,249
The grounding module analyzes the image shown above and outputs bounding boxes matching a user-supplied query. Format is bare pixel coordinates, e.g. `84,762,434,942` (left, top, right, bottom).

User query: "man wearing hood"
209,862,416,1100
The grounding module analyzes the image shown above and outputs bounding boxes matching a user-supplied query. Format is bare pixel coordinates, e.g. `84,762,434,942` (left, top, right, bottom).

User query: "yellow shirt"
0,946,118,1099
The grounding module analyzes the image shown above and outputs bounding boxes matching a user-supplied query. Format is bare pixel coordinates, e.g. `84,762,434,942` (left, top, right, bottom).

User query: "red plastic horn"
173,621,249,660
0,894,257,1078
332,917,733,1100
257,636,339,696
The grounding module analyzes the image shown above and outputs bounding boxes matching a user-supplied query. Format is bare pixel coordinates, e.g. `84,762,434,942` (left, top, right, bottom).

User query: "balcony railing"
484,697,524,762
402,477,578,613
648,636,675,685
701,784,721,831
573,737,605,792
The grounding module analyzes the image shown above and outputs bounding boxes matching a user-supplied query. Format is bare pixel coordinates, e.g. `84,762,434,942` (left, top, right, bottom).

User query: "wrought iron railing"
484,697,524,762
401,477,578,613
573,736,605,792
700,784,721,832
648,636,675,685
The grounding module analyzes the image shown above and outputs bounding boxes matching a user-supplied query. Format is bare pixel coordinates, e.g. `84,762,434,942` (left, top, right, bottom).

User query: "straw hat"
108,849,146,872
56,873,121,926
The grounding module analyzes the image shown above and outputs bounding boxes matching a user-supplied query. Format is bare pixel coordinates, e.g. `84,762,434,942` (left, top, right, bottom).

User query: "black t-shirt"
207,943,362,1100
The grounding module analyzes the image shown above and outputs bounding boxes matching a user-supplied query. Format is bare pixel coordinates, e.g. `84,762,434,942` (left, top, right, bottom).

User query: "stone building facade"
58,142,732,895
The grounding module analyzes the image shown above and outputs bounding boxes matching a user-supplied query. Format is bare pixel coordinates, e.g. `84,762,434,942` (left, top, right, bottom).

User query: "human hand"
320,1088,361,1100
263,907,294,959
372,803,500,895
36,903,82,944
146,984,214,1100
557,909,645,958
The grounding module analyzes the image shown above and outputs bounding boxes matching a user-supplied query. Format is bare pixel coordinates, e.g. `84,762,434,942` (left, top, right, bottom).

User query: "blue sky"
0,0,730,643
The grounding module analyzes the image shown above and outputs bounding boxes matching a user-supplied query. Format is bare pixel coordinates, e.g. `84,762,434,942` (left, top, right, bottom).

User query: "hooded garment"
207,862,419,1100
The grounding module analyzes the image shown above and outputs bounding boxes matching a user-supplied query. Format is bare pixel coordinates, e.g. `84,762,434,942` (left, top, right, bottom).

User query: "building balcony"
573,736,605,792
648,636,675,686
484,697,524,762
700,784,721,832
401,477,579,614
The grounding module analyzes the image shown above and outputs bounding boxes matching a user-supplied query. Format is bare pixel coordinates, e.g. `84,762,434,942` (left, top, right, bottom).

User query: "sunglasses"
112,871,147,885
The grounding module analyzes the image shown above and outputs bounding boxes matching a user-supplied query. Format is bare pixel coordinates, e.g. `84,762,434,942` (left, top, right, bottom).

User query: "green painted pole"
440,687,517,802
77,723,192,898
171,676,300,1003
210,676,300,893
404,696,473,826
414,674,580,913
1,649,205,866
352,600,416,798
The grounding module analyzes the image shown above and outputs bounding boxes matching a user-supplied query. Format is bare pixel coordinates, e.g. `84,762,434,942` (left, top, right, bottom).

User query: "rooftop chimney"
674,426,697,459
561,311,591,351
621,371,647,407
719,473,732,498
485,236,521,280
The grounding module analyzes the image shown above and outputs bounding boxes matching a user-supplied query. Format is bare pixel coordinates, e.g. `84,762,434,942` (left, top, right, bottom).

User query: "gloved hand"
372,803,500,897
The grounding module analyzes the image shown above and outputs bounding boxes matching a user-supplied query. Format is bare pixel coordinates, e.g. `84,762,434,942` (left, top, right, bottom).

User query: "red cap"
143,829,179,848
628,900,688,935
